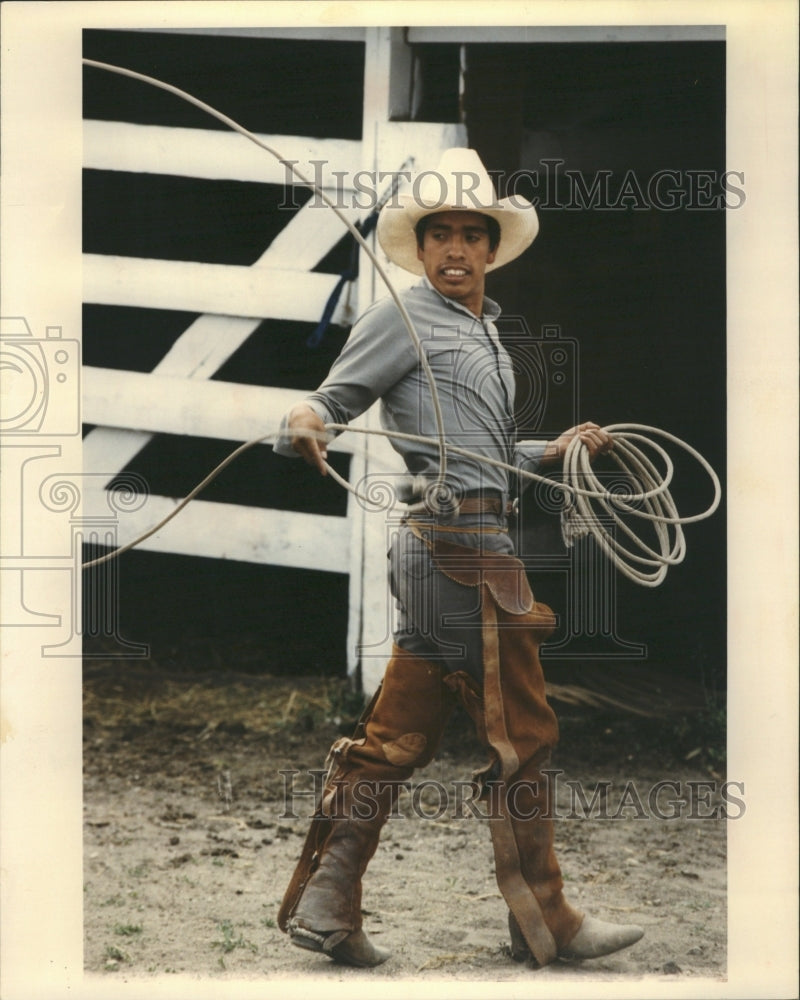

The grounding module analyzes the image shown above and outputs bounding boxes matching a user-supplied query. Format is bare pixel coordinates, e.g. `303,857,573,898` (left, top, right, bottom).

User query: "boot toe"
558,914,644,961
330,928,391,967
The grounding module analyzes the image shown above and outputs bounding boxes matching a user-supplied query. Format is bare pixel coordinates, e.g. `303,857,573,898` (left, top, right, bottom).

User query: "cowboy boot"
498,600,643,964
445,596,643,967
278,646,456,967
501,754,644,965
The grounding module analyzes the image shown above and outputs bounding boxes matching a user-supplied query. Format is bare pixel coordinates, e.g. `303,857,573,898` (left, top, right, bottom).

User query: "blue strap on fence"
306,211,380,348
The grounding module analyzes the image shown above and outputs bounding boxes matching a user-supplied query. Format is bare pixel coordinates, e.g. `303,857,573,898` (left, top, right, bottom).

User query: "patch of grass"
104,944,129,962
213,919,258,956
83,667,353,737
328,683,367,727
670,699,727,768
684,897,715,912
114,923,143,937
559,695,727,772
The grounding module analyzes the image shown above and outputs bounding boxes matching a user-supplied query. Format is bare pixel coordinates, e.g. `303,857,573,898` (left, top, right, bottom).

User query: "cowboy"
274,149,644,969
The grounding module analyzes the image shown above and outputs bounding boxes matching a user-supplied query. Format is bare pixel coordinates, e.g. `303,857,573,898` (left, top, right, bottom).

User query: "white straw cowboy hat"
377,147,539,275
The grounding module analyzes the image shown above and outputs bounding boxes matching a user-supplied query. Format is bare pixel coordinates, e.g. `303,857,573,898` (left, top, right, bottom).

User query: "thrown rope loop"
79,60,721,586
81,59,449,501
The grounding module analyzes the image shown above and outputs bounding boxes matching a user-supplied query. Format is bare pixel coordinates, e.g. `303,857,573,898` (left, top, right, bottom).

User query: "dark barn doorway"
464,40,726,689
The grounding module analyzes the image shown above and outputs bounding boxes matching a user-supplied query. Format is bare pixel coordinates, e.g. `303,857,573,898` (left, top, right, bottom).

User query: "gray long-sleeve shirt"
275,277,547,501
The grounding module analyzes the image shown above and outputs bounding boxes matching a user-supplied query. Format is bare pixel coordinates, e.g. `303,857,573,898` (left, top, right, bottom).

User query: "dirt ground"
83,661,728,987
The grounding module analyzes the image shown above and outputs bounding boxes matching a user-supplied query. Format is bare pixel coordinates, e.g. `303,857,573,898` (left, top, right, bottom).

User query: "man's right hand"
287,403,330,476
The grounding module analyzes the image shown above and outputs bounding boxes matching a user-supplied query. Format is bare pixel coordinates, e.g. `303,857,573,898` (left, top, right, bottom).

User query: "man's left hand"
541,422,614,465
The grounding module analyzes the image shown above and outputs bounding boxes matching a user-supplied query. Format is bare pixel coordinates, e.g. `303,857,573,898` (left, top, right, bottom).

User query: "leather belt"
460,497,507,515
405,496,518,517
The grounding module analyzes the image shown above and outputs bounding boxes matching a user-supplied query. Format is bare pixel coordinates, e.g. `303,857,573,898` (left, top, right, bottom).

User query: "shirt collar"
419,275,502,323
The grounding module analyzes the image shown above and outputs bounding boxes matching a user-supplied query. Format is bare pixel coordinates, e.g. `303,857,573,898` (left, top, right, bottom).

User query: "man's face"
416,211,498,316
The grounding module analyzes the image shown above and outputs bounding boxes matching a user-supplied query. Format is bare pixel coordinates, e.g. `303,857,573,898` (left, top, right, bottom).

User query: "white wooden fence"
82,27,466,692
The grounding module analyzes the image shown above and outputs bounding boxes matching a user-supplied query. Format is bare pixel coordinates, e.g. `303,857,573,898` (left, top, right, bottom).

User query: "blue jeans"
388,515,514,684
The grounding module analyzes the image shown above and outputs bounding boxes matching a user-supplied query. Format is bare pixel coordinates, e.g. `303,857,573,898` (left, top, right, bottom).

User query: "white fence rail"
81,490,351,573
83,367,359,452
83,254,354,323
83,119,363,187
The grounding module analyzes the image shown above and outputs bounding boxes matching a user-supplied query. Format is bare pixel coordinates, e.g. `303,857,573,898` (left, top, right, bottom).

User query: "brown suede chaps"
427,531,584,966
278,533,584,968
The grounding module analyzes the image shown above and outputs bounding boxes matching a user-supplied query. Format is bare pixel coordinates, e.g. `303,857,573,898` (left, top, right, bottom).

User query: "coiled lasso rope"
80,59,721,584
558,423,720,586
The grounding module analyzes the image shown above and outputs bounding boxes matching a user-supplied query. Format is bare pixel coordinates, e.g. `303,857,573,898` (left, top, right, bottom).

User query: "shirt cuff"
514,439,548,492
272,398,334,458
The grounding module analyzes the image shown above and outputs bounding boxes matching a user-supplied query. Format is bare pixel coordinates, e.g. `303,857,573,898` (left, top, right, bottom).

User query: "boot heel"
508,913,532,963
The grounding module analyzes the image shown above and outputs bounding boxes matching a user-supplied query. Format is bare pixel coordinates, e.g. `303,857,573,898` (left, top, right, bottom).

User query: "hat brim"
376,195,539,275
